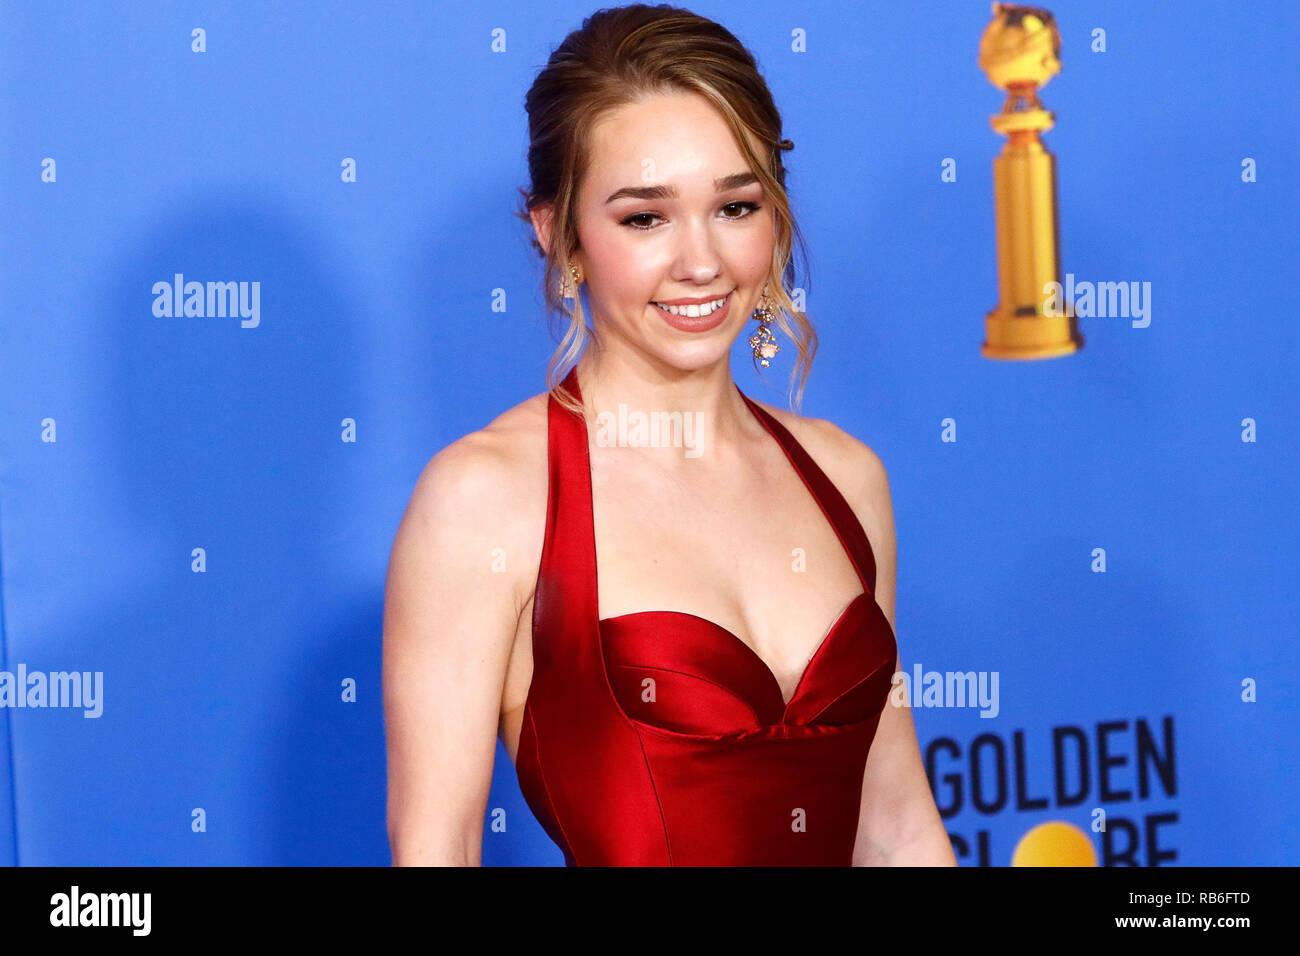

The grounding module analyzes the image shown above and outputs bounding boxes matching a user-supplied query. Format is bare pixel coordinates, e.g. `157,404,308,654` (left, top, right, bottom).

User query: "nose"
669,217,724,284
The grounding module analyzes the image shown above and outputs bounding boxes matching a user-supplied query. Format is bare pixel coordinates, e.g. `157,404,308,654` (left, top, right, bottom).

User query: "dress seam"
802,656,894,725
524,703,578,866
628,723,673,865
607,661,769,727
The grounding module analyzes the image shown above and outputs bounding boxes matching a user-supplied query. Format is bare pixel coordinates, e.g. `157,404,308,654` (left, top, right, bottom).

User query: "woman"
383,4,955,866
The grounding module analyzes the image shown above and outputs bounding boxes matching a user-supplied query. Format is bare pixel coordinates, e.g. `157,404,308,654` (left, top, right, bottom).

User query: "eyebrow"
604,171,760,204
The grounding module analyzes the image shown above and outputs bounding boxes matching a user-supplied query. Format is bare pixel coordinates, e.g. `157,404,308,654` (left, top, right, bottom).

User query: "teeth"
652,294,728,317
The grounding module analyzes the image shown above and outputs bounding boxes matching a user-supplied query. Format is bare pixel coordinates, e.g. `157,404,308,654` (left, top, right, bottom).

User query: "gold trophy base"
981,305,1083,360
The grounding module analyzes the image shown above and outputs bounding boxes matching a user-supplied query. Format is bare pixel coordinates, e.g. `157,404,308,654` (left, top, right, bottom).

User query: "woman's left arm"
845,441,957,866
853,659,957,865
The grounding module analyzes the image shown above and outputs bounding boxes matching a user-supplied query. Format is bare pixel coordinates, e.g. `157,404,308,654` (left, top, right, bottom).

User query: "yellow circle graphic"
1012,821,1098,866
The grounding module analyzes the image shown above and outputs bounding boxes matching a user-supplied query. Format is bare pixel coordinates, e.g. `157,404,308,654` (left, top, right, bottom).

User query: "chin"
649,342,734,374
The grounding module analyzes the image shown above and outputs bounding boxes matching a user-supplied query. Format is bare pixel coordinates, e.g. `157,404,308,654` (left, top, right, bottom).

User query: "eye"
722,201,761,219
619,201,762,231
620,212,662,230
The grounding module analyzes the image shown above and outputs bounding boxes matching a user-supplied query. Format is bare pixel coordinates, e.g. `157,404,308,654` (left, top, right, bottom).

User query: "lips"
650,290,734,333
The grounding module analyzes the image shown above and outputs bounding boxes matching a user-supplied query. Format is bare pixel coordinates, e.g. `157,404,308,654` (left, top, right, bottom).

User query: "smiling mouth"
649,291,732,317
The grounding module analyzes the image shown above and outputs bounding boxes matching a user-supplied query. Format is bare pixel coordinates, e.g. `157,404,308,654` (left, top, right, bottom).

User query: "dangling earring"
558,263,582,300
748,285,780,367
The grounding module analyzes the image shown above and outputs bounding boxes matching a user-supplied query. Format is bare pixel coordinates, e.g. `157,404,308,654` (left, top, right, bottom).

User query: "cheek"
588,236,669,298
737,222,775,274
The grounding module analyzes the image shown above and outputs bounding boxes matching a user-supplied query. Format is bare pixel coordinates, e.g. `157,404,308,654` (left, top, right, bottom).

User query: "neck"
573,352,755,461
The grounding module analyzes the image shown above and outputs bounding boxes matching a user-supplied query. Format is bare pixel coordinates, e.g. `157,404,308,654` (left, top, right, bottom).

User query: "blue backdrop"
1,0,1295,866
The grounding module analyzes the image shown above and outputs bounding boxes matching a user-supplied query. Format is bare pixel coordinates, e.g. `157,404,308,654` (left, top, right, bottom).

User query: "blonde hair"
515,3,816,416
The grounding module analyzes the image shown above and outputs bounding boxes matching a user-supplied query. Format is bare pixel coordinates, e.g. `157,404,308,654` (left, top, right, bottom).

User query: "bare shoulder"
398,390,552,609
746,396,891,514
407,390,549,517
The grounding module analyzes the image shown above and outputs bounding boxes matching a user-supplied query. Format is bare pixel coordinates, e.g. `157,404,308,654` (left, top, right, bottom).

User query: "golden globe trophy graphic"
979,3,1084,359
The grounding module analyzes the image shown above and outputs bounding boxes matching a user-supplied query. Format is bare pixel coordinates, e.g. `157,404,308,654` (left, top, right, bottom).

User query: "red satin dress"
515,367,898,865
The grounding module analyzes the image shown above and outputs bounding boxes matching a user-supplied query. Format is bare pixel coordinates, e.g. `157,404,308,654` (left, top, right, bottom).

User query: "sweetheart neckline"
564,365,878,719
599,589,871,711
